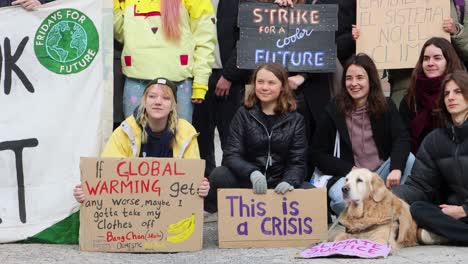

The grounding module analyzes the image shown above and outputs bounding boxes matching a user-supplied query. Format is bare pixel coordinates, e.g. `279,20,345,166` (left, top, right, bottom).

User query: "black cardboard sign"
237,2,338,72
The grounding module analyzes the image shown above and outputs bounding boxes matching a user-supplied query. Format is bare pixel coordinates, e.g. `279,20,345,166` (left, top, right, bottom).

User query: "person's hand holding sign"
351,24,360,40
73,184,85,203
288,74,306,90
197,178,210,197
442,18,459,35
274,0,294,7
12,0,43,10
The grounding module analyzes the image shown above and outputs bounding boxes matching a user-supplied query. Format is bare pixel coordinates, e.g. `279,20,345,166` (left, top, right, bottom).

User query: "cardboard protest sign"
218,188,327,248
237,2,338,72
356,0,450,69
79,157,205,252
298,239,391,259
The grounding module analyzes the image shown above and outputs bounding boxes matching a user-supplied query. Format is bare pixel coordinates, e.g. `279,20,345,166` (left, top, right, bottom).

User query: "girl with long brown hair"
399,37,464,153
204,63,313,214
312,54,412,216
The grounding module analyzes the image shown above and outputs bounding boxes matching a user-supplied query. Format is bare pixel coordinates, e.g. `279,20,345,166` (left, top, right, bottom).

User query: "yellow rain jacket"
114,0,216,99
102,115,200,158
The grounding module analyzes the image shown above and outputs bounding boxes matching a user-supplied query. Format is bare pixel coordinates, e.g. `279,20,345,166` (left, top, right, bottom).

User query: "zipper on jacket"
451,126,464,182
454,143,464,187
250,112,274,176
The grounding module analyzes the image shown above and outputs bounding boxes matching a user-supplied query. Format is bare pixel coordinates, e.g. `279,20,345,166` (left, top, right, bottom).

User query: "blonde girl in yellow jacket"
74,78,209,202
114,0,216,123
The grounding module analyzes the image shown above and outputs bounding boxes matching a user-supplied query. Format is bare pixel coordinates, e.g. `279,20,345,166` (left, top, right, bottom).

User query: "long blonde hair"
161,0,181,41
136,82,178,144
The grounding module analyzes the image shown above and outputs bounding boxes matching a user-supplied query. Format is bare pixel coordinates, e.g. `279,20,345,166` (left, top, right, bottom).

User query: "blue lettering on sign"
255,49,325,67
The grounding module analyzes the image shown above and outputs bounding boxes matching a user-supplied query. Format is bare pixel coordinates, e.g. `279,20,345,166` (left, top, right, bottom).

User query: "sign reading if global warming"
79,158,205,252
237,2,338,72
217,189,327,248
34,8,99,74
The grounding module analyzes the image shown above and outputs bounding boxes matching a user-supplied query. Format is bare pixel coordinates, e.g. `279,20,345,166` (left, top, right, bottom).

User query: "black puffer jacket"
393,120,468,214
222,105,307,187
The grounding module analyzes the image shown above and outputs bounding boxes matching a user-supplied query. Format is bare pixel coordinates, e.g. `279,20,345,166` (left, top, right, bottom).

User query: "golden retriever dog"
333,168,418,251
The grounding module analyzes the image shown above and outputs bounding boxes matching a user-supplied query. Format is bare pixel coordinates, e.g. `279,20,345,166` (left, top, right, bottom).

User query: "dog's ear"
370,173,386,202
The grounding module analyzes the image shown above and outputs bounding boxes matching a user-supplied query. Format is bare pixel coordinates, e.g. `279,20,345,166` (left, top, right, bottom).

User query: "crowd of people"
103,0,468,247
6,0,467,247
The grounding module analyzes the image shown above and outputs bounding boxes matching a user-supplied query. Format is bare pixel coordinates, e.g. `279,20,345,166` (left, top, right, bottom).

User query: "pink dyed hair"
161,0,181,41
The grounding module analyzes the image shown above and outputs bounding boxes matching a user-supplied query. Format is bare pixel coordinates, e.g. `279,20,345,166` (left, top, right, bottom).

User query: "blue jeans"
329,153,416,216
123,77,194,123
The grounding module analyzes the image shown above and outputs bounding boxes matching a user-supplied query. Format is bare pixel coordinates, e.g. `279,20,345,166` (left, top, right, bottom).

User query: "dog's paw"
334,233,350,241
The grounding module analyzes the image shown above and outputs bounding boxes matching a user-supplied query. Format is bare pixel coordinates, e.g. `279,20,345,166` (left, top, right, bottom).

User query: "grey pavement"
2,131,468,263
1,222,467,264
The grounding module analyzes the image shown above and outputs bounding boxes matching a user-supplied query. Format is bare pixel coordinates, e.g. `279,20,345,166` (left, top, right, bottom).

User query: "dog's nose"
342,186,349,194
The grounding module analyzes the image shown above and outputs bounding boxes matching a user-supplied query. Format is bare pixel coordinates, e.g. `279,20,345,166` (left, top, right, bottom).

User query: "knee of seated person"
300,181,315,189
331,201,346,216
208,166,234,185
410,201,429,214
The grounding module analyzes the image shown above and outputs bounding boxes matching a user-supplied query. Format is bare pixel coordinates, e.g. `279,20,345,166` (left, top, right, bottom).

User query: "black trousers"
411,201,468,244
204,166,314,213
192,69,242,177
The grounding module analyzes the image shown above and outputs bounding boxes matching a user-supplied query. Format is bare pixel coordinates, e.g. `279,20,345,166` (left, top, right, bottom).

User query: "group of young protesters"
10,0,466,247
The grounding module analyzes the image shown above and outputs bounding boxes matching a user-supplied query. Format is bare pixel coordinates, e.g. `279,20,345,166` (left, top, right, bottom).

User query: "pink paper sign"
299,239,391,259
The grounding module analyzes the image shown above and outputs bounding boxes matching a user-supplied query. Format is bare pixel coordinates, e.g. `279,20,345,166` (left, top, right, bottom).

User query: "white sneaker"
203,211,218,223
417,228,448,245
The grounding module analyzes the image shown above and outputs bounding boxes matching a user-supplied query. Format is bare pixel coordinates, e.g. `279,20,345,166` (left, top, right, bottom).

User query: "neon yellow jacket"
102,115,200,159
114,0,216,99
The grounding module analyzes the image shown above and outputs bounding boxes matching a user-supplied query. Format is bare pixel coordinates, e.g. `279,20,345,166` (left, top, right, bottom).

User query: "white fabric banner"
0,0,113,242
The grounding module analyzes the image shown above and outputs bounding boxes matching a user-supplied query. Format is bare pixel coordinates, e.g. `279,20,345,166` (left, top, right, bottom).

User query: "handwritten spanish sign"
79,157,204,252
357,0,450,69
298,239,391,259
218,188,327,248
237,2,338,72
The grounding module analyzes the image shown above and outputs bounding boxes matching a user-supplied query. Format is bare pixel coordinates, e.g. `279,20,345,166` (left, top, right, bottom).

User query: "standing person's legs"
204,166,250,213
215,79,242,154
122,78,148,117
175,79,194,123
193,72,219,177
411,201,468,244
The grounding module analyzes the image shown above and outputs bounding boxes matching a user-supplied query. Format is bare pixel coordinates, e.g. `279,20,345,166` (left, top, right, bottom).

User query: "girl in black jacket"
312,54,413,215
399,38,464,153
204,63,313,213
393,71,468,245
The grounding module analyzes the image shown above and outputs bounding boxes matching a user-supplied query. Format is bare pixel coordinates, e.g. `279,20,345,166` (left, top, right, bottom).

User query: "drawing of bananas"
166,214,195,243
